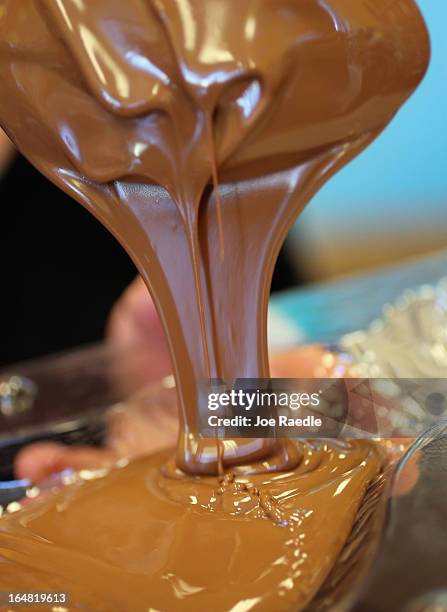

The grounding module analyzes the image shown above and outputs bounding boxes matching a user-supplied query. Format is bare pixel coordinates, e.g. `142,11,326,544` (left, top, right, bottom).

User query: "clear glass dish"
1,250,447,609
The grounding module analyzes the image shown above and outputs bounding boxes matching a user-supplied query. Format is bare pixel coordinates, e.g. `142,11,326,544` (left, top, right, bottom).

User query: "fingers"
270,345,336,377
15,442,118,482
14,394,178,483
106,276,172,395
107,401,178,459
15,442,66,482
107,276,164,347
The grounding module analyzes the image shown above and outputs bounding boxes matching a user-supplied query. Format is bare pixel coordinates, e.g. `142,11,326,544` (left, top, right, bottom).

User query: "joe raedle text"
207,414,323,428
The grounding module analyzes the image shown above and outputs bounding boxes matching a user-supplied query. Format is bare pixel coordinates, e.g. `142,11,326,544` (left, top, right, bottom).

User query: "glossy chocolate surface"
0,1,429,609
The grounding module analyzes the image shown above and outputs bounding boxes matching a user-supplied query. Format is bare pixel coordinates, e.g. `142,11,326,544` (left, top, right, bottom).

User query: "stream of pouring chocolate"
0,1,429,610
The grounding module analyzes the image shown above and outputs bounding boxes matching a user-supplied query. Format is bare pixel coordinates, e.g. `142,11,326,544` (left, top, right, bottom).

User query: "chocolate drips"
0,0,429,473
0,1,429,609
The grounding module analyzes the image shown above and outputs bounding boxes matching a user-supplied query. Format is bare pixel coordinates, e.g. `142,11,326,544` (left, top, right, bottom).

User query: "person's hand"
16,277,413,488
106,276,172,396
14,276,335,481
106,276,334,382
107,276,167,355
15,276,174,482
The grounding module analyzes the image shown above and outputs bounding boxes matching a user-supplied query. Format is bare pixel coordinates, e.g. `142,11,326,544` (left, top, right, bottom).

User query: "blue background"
296,0,447,235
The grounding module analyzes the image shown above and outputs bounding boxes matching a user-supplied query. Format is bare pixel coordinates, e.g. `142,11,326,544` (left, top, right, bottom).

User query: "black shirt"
0,155,298,367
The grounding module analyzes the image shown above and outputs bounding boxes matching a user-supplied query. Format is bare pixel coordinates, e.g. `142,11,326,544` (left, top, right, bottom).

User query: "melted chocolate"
0,0,429,473
0,441,383,611
0,1,429,609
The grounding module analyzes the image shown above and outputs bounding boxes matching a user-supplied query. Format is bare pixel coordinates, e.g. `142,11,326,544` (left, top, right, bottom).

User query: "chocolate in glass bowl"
0,1,431,610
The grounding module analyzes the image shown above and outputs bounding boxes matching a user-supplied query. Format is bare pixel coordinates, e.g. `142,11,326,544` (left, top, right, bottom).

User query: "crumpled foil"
340,279,447,378
335,279,447,437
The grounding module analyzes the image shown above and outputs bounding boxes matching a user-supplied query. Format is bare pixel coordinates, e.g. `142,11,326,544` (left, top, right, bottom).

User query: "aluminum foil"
340,279,447,378
335,279,447,438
